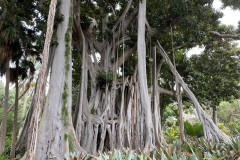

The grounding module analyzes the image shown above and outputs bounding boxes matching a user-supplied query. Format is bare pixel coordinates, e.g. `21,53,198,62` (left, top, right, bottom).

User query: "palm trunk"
0,57,10,153
10,67,19,159
0,83,30,132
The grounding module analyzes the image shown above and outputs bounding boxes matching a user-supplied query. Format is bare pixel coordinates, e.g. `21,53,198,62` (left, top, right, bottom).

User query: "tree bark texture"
34,0,84,159
137,0,154,149
25,0,58,159
176,84,185,143
10,75,19,159
213,106,218,124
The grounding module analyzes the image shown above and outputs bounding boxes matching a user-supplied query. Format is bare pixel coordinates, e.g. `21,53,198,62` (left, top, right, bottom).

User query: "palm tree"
0,0,22,153
0,0,37,154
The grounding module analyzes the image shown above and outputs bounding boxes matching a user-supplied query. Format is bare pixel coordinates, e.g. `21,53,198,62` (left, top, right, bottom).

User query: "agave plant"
64,152,90,160
230,136,240,153
64,136,240,160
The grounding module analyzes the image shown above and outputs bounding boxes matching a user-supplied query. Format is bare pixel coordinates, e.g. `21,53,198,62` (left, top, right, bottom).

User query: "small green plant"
64,152,89,160
64,133,68,141
91,108,97,115
123,54,137,76
165,128,180,143
184,120,204,137
96,70,113,89
0,147,10,160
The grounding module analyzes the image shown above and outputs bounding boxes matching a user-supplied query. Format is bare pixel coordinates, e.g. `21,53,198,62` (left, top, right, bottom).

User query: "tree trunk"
137,0,154,149
7,81,31,114
16,93,34,149
152,46,167,147
213,106,217,124
10,69,19,159
34,0,84,159
0,57,10,153
21,90,30,119
177,84,185,143
25,0,58,159
71,1,175,152
17,42,56,150
0,82,30,133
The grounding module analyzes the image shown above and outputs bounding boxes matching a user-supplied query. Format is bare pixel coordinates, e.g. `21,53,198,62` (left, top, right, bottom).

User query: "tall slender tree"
0,0,23,153
10,61,19,159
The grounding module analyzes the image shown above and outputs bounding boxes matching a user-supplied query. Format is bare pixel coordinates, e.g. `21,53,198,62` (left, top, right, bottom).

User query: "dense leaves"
187,38,240,108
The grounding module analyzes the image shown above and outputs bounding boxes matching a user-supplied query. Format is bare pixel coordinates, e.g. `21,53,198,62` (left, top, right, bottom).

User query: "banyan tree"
7,0,231,159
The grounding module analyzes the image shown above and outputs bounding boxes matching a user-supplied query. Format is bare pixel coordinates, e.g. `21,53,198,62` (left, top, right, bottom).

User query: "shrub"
184,120,204,137
96,70,113,89
165,128,180,143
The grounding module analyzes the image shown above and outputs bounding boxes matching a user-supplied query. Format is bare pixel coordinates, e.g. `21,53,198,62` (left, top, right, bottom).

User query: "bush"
165,128,180,143
184,120,204,137
96,70,113,89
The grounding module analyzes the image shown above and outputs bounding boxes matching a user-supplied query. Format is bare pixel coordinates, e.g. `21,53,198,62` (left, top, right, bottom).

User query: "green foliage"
61,105,69,126
64,152,89,160
103,29,113,40
96,70,113,89
65,136,240,160
194,138,240,159
80,13,93,30
68,134,74,152
123,53,137,76
218,99,240,135
64,133,68,141
184,120,204,138
61,8,73,127
91,108,97,115
63,133,73,152
62,83,69,105
165,128,180,143
162,103,179,125
218,122,231,135
0,82,26,153
0,147,10,160
61,82,69,126
221,0,240,10
188,38,240,110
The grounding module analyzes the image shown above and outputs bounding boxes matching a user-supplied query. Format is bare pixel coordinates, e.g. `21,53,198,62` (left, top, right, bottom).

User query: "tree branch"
112,0,134,32
85,31,103,54
156,59,165,77
114,8,138,40
158,87,174,96
210,31,240,39
7,83,30,113
113,43,137,69
115,36,131,47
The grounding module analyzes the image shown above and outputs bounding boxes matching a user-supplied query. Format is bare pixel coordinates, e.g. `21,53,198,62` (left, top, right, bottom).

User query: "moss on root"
61,6,73,126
